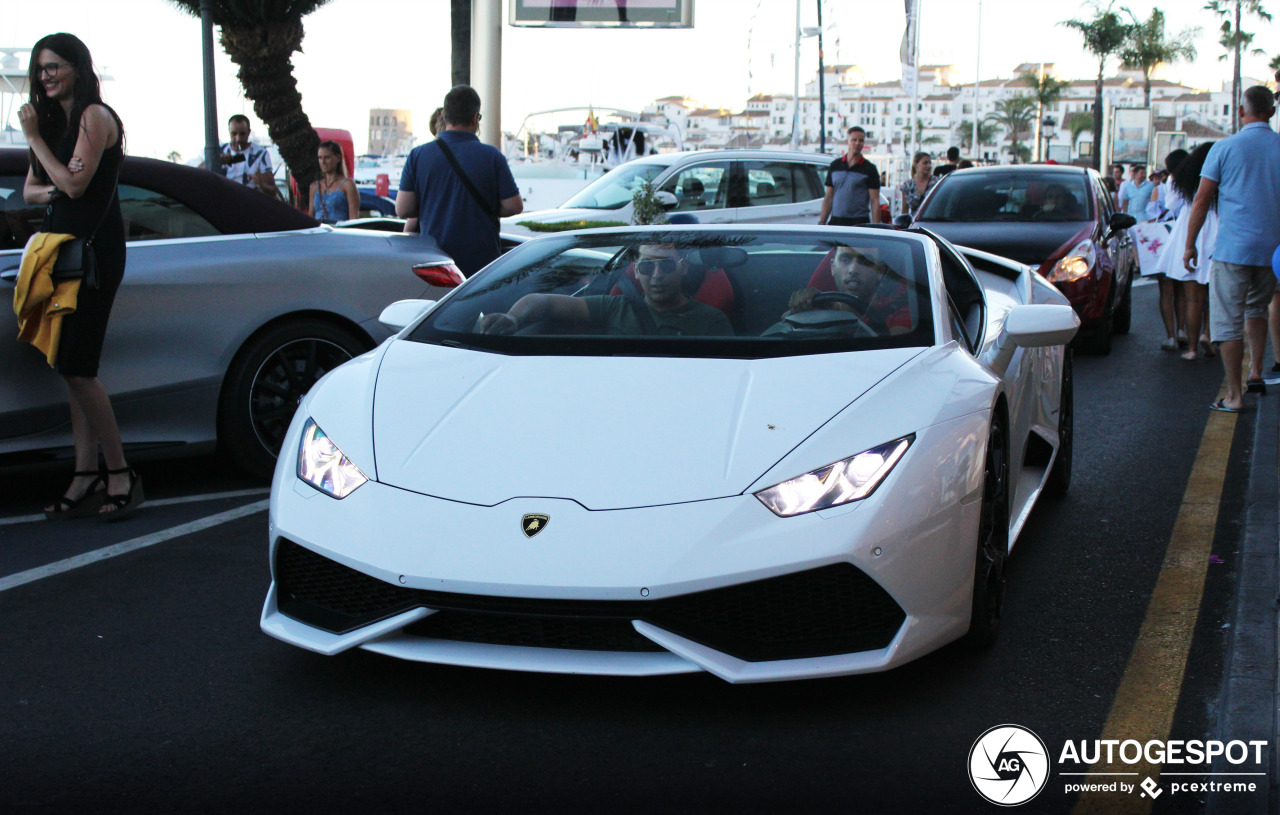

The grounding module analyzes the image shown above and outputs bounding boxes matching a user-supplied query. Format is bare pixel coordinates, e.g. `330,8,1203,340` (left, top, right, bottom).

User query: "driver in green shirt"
480,243,733,337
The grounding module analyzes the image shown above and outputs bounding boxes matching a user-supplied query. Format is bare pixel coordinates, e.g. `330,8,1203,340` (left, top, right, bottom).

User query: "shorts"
1208,260,1276,342
827,216,871,226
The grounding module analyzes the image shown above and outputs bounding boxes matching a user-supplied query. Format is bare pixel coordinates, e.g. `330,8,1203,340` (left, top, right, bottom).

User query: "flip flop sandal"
44,470,107,521
1209,399,1245,414
1247,379,1266,395
99,467,145,522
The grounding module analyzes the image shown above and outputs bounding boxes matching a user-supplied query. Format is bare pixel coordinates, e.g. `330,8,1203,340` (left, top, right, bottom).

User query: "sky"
4,0,1277,160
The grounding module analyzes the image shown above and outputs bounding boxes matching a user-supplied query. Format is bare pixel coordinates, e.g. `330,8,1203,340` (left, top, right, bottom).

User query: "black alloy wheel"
1045,349,1073,497
1112,273,1133,335
1075,309,1114,355
964,415,1009,648
219,320,370,479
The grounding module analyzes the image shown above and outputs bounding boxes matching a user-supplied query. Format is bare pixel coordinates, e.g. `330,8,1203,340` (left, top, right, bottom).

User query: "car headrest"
688,247,748,269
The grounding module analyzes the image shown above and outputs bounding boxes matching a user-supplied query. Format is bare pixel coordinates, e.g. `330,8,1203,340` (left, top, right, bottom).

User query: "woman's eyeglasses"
37,62,72,79
635,258,681,276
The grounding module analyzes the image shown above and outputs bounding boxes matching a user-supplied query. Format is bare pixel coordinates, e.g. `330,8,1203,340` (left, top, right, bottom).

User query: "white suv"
503,149,835,235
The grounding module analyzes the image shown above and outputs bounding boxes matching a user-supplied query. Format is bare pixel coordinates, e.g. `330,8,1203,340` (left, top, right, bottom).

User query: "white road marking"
0,488,269,527
0,499,269,593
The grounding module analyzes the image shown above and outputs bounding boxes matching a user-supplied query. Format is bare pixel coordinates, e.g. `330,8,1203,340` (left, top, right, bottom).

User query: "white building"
645,62,1247,165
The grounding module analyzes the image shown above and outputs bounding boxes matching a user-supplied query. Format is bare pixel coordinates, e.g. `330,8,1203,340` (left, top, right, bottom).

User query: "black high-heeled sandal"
99,467,145,521
44,470,107,521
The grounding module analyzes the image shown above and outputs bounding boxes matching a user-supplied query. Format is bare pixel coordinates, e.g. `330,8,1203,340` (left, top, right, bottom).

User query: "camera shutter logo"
968,724,1050,806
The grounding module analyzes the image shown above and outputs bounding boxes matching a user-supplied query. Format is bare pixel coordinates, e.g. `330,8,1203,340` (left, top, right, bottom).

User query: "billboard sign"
510,0,693,27
1110,107,1152,165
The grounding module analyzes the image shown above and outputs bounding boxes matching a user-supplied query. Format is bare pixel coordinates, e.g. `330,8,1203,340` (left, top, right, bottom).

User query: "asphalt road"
0,282,1268,814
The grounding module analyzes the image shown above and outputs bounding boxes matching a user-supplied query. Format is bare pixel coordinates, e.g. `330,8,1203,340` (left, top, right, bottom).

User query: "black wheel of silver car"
219,320,370,479
965,415,1009,649
1045,349,1073,497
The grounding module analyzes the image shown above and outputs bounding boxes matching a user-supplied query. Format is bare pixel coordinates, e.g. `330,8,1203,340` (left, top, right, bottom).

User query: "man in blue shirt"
1118,165,1154,222
1184,86,1280,412
397,86,523,276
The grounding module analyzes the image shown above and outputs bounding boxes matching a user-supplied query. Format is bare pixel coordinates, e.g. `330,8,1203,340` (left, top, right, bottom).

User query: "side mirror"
1108,212,1136,232
893,214,914,229
1004,304,1080,348
982,304,1079,375
655,191,679,210
378,299,435,332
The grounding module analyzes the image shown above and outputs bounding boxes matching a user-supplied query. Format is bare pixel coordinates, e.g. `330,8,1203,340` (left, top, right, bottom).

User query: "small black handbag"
48,180,117,290
51,236,99,290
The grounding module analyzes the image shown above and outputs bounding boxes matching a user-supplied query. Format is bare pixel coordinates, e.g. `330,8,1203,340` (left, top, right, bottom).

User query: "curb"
1206,389,1279,815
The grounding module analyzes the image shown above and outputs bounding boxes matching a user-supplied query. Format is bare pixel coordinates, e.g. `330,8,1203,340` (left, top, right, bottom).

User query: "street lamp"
1041,115,1057,163
791,21,823,151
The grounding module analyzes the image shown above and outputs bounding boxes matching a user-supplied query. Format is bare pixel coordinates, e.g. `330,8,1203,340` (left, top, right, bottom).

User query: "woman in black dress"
19,33,142,520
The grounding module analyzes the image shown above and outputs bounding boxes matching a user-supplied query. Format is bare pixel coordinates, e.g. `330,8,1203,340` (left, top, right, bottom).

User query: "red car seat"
609,262,736,314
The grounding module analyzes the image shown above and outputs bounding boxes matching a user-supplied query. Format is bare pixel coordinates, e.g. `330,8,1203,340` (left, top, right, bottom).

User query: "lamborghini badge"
521,514,550,538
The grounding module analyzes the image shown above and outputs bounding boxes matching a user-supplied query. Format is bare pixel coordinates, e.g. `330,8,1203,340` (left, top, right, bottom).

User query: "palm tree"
1065,112,1095,154
1061,3,1131,170
172,0,335,192
1206,0,1272,132
985,96,1037,163
909,120,945,148
1019,69,1069,161
1208,0,1269,130
1121,9,1199,108
953,119,998,153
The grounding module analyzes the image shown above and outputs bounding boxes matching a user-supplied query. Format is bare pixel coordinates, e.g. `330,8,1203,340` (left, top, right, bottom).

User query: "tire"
1044,349,1073,497
964,415,1009,649
1112,275,1132,335
1074,311,1113,355
218,320,371,479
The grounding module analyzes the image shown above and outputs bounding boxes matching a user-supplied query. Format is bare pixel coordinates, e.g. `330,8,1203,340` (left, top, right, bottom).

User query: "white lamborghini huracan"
261,225,1078,683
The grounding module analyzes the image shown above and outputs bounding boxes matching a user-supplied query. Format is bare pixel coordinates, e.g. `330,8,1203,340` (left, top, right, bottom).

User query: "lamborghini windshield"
408,228,936,359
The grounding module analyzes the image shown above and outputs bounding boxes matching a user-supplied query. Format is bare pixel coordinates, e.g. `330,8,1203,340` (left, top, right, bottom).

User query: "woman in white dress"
1154,143,1218,360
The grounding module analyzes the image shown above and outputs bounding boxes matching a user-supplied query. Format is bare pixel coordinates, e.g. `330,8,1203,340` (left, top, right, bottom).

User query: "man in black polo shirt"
933,146,961,178
819,126,882,226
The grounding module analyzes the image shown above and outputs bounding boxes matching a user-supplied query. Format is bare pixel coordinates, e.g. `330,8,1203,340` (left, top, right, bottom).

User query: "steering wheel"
811,290,870,313
776,291,876,337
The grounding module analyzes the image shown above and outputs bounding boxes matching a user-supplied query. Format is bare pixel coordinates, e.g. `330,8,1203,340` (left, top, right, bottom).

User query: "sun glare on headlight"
297,419,368,499
755,436,913,517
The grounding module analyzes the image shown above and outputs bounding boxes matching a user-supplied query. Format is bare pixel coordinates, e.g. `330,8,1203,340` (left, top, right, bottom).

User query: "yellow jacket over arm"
13,232,81,367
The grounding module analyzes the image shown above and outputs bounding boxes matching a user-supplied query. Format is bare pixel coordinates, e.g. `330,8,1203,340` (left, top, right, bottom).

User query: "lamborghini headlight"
297,418,368,499
754,436,913,517
1047,240,1096,284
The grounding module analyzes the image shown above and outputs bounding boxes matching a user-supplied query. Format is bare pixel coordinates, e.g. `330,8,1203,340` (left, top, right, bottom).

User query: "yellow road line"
1073,400,1237,814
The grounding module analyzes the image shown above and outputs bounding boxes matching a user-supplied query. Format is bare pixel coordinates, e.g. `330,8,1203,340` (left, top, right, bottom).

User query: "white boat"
505,106,685,210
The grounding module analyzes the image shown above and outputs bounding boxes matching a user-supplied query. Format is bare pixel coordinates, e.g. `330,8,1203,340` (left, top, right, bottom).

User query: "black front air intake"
275,539,905,662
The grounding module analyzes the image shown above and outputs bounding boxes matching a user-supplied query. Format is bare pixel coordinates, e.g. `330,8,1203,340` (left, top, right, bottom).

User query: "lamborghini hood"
371,340,923,509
